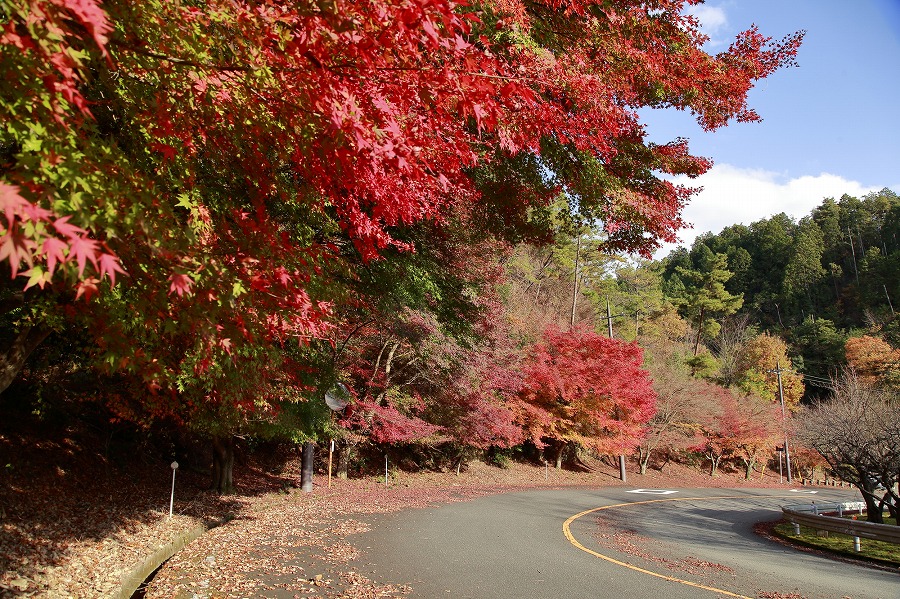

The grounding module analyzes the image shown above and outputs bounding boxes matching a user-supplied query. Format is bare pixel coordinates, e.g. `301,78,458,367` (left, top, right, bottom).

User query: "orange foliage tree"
691,386,780,478
845,335,900,390
735,333,804,411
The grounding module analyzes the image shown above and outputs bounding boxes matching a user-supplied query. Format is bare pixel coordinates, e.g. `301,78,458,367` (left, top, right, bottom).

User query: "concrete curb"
111,523,208,599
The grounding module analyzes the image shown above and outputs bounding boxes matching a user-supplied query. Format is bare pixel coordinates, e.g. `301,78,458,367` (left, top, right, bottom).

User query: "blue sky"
644,0,900,257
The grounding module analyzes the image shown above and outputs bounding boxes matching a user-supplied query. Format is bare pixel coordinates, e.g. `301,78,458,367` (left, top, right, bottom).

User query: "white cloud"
685,4,729,34
653,165,882,258
684,3,731,48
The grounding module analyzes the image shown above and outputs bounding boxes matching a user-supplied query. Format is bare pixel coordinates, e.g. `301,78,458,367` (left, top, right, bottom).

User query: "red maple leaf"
74,276,100,301
53,216,86,239
0,229,35,278
97,253,126,285
41,236,69,275
68,235,100,276
168,273,193,297
58,0,111,56
0,183,30,227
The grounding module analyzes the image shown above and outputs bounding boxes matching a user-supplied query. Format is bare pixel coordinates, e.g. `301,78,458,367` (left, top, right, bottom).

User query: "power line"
767,362,839,389
801,374,834,383
802,378,835,389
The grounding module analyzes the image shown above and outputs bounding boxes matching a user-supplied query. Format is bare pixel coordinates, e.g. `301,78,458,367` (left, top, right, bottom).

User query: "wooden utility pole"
769,363,792,484
570,235,581,327
606,298,614,338
848,228,860,287
606,299,626,483
327,439,334,488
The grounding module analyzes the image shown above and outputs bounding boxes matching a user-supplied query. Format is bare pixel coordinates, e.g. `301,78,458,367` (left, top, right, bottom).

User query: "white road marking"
627,489,678,495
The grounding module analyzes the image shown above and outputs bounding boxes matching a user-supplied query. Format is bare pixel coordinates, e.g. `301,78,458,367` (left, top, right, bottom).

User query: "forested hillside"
661,188,900,399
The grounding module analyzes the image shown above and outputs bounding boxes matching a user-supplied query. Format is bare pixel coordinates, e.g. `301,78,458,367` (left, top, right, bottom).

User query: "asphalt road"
349,487,898,599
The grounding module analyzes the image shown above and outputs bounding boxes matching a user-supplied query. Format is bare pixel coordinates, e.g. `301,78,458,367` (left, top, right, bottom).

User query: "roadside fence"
782,502,900,552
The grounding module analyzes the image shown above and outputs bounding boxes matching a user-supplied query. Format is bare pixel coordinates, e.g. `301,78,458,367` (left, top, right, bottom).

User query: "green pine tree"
673,248,744,355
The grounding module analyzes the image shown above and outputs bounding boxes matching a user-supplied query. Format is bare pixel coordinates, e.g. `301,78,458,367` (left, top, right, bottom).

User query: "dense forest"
0,0,896,520
661,188,900,400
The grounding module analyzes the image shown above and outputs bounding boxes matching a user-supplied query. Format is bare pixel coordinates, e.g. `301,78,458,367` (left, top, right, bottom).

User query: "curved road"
349,487,897,599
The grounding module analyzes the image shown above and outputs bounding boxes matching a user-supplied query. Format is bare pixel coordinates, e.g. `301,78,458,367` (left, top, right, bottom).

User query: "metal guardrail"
784,502,866,516
782,504,900,546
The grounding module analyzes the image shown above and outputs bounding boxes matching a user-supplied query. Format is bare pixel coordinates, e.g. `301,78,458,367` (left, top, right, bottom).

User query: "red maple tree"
515,325,656,465
691,386,780,478
1,0,803,436
2,0,804,284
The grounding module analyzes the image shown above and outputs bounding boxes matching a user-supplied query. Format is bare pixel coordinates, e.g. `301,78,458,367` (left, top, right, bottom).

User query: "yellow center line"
562,494,799,599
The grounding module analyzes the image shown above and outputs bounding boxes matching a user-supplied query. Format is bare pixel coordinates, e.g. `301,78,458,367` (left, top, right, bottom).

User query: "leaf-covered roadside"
0,423,281,598
141,461,789,599
0,427,789,599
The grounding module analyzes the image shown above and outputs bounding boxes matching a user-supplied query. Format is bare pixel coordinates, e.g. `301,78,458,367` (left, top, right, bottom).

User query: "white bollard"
853,536,861,552
793,523,800,535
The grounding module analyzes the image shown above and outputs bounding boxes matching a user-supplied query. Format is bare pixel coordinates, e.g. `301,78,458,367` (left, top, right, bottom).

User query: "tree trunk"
0,325,51,394
555,444,563,469
300,442,315,492
639,447,650,475
709,453,720,477
744,459,754,480
659,452,672,472
375,340,400,405
692,306,705,356
859,482,885,524
211,436,235,494
570,234,580,327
